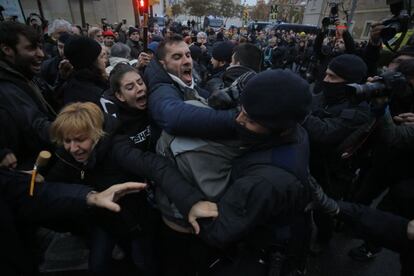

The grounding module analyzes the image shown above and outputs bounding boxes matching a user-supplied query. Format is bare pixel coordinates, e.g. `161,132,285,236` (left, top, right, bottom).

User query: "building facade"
303,0,391,40
19,0,170,27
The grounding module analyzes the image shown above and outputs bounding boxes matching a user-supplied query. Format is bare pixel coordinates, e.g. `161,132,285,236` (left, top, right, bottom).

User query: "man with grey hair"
88,27,104,44
192,31,211,69
44,19,72,58
106,42,134,74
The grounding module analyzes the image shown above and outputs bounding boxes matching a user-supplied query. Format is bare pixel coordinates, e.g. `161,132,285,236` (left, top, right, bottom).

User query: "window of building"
361,21,374,39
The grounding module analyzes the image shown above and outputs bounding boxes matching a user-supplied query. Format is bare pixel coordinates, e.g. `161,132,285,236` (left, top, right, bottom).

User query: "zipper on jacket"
55,152,86,181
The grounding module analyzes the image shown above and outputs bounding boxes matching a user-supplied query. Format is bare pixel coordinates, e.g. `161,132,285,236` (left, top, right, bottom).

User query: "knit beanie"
128,27,139,36
189,44,202,61
212,41,234,63
241,69,312,131
328,54,367,83
58,32,72,44
148,41,159,54
64,36,102,70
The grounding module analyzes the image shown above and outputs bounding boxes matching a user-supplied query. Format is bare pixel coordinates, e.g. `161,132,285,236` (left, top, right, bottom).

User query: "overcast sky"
245,0,257,5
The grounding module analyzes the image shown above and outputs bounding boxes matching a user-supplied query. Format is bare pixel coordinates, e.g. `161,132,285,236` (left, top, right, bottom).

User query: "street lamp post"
79,0,86,28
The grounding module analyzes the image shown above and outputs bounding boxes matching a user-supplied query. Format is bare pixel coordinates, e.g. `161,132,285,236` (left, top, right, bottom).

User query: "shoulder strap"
270,144,309,186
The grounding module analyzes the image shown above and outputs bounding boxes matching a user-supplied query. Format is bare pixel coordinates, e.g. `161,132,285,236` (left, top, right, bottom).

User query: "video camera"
347,71,407,102
322,2,339,28
208,71,256,110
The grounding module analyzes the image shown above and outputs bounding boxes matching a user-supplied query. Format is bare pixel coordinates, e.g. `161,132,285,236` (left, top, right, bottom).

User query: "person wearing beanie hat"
61,36,108,105
303,53,371,251
204,41,235,93
319,54,368,106
212,41,234,65
126,27,143,59
64,36,102,70
327,54,367,84
240,69,311,133
187,70,313,275
102,29,115,48
128,26,140,37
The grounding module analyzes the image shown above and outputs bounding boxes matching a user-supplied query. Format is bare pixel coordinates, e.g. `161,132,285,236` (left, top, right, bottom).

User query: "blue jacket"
144,59,237,138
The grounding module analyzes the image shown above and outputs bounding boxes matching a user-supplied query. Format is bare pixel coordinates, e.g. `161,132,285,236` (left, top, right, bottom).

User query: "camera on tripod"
347,71,407,102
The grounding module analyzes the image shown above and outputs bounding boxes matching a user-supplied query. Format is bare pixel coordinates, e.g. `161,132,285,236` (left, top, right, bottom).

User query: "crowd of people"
2,14,414,276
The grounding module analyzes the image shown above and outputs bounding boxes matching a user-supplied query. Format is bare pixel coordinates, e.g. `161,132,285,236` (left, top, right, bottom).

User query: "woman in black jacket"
101,63,154,151
46,102,203,275
61,36,108,106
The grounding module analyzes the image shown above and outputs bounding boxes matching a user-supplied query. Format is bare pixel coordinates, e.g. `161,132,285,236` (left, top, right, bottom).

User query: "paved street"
41,230,400,276
308,232,400,276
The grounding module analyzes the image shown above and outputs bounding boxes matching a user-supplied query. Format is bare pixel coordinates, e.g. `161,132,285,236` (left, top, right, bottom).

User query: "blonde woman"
46,102,202,275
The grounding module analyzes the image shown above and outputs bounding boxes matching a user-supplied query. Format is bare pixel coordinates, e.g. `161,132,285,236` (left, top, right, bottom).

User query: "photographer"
312,17,356,93
303,54,371,247
349,59,414,261
350,59,414,205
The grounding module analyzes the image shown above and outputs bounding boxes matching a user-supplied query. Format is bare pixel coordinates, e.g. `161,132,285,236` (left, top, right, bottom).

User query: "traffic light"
243,8,249,20
137,0,148,14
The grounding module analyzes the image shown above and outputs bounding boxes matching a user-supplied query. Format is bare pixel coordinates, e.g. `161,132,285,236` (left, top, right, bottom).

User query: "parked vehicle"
273,23,319,34
151,16,166,30
204,16,224,31
247,21,273,33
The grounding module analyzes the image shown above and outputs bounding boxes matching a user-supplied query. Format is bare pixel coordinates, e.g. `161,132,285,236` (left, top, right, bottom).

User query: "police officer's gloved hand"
306,175,340,216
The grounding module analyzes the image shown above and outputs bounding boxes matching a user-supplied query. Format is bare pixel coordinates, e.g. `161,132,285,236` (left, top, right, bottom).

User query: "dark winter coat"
62,69,108,106
304,93,371,146
46,116,202,216
199,125,311,249
303,93,371,198
221,65,255,88
203,64,228,94
100,89,153,151
126,39,143,59
41,55,61,86
0,60,55,169
42,35,59,59
0,168,92,275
